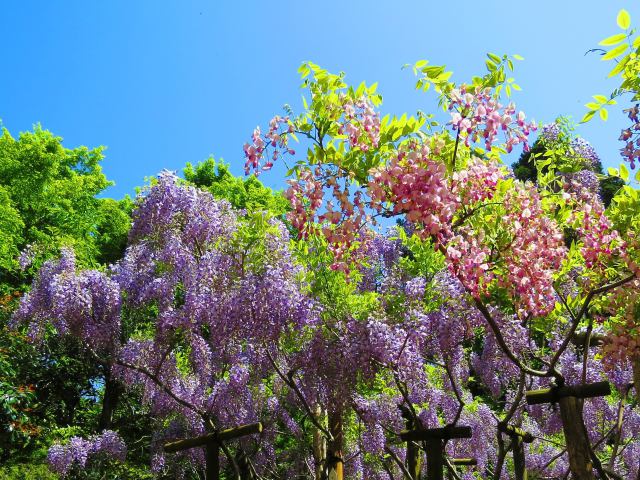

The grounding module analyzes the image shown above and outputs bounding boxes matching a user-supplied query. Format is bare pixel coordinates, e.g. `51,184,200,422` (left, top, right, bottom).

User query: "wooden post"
163,422,262,480
400,426,472,480
498,423,533,480
526,382,611,480
425,439,444,480
206,441,220,480
327,407,344,480
399,405,422,480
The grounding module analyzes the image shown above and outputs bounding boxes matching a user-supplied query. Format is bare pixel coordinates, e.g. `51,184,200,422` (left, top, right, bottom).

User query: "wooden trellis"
498,423,533,480
163,422,263,480
526,381,611,480
399,425,472,480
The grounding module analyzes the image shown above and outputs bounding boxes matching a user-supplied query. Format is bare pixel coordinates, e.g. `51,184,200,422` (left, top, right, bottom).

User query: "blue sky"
1,1,638,198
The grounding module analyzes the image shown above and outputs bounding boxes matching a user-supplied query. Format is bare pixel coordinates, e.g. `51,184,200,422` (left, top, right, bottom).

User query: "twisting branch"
116,358,207,418
472,297,548,377
548,273,636,376
264,348,333,441
384,445,415,480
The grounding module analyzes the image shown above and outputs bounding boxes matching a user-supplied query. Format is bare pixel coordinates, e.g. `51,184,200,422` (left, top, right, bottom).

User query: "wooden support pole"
399,405,422,480
558,396,594,480
525,383,611,480
498,423,533,480
327,407,344,480
425,439,444,480
399,426,472,480
512,436,527,480
205,441,220,480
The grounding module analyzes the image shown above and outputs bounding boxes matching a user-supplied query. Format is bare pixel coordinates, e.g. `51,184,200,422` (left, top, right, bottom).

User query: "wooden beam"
498,423,534,443
525,381,610,406
450,458,477,466
163,422,263,453
400,425,472,442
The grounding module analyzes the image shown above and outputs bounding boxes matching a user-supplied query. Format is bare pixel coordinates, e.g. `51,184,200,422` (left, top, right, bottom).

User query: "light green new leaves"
618,9,631,30
582,94,616,123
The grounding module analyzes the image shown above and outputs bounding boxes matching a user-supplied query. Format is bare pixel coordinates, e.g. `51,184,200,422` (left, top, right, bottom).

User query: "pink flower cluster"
446,228,493,298
284,168,324,240
286,166,370,272
501,184,567,317
338,96,381,152
368,141,457,241
579,203,624,270
451,157,504,206
619,104,640,169
243,115,295,175
564,179,626,271
448,85,536,152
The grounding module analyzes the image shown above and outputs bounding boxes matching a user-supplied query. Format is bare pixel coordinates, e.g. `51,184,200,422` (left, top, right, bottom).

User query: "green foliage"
0,124,135,467
0,126,106,274
183,157,289,215
0,463,59,480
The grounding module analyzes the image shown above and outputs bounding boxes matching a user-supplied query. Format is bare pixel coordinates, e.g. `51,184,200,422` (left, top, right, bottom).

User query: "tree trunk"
98,370,121,431
327,407,344,480
312,404,327,480
558,396,594,480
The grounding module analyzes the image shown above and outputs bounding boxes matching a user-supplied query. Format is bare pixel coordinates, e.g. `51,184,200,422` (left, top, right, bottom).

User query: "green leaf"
608,167,619,177
414,60,428,69
599,108,609,120
581,110,596,123
620,163,630,182
608,59,627,77
617,9,631,30
593,94,608,103
488,53,502,63
602,43,628,60
485,60,497,71
635,169,640,183
585,102,600,110
513,54,524,61
599,33,627,46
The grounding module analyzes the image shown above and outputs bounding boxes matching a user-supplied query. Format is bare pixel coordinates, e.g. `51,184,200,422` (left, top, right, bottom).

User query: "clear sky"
1,1,638,198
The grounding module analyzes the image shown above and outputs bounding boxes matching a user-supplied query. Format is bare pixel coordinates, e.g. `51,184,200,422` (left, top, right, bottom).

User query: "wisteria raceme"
369,141,457,241
338,95,381,152
48,431,126,477
13,248,122,354
448,84,536,151
500,183,566,317
243,115,295,175
619,104,640,169
451,157,505,206
565,179,627,272
540,122,602,169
